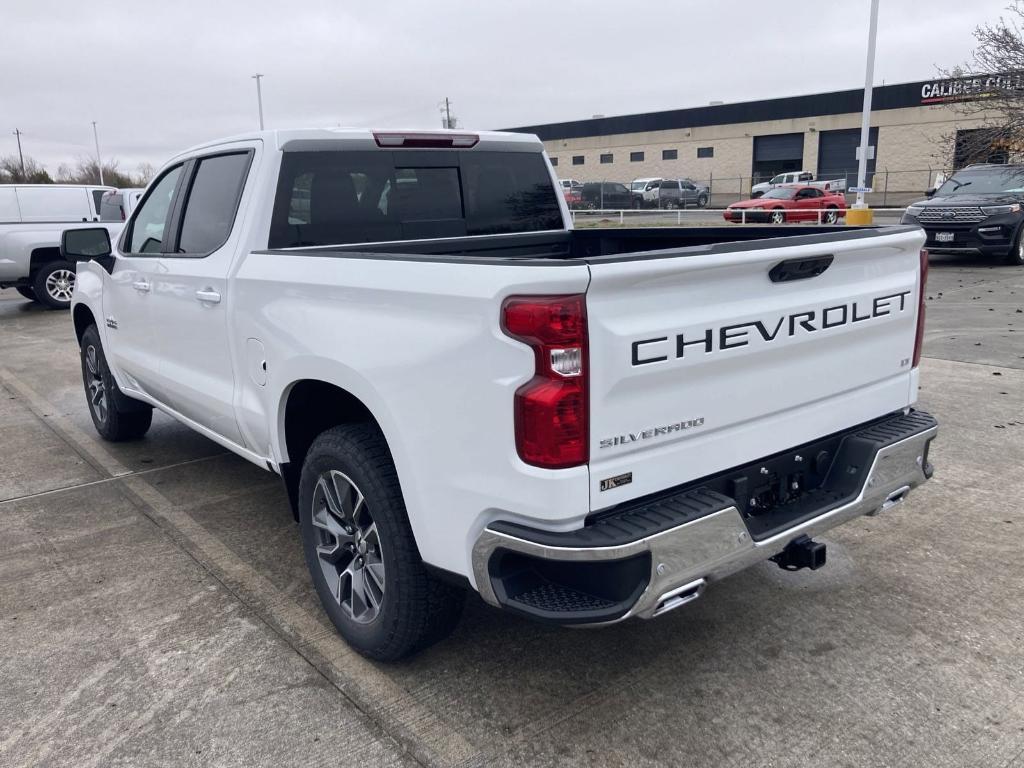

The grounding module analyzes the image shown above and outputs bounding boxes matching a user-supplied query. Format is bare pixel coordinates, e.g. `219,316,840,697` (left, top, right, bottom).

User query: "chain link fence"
563,169,953,210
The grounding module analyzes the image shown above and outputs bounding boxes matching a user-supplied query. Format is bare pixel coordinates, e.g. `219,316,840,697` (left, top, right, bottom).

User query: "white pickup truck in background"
0,184,121,308
65,128,937,660
751,170,848,198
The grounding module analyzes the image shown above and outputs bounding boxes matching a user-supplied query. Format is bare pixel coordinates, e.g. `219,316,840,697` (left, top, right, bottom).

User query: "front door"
102,163,185,398
147,148,254,446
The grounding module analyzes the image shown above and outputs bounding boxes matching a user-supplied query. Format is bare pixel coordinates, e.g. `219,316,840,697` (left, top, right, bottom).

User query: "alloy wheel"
45,269,75,303
825,209,838,224
84,345,108,424
311,469,385,624
771,210,785,224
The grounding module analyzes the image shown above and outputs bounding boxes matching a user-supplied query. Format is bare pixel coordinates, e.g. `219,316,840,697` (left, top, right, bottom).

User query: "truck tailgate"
585,227,926,510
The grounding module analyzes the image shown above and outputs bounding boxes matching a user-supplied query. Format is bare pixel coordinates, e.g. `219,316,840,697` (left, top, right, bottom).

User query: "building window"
572,155,585,166
600,153,613,164
697,146,714,158
549,157,558,166
630,151,644,162
662,149,678,160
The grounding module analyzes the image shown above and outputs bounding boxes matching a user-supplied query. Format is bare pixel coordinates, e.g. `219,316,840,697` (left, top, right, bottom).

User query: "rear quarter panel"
229,251,591,581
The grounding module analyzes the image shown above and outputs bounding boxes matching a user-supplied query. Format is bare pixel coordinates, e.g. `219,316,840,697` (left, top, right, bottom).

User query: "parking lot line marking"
117,474,481,768
0,367,131,478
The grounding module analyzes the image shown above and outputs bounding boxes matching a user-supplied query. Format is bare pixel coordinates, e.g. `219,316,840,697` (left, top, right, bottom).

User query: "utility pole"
92,121,104,185
440,98,456,129
850,0,880,224
252,74,265,130
13,129,25,179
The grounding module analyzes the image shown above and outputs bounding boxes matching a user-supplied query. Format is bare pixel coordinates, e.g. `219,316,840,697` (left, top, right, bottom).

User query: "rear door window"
175,152,252,254
270,149,562,248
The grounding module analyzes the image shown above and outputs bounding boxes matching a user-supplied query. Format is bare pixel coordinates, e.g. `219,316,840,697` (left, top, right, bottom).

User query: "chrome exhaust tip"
651,578,706,618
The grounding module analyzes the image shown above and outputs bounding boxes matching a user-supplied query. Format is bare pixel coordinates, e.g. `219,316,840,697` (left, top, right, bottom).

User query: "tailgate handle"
768,255,834,283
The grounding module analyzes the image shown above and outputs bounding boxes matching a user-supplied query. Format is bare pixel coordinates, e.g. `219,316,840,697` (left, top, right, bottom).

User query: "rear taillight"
913,249,929,367
501,295,588,469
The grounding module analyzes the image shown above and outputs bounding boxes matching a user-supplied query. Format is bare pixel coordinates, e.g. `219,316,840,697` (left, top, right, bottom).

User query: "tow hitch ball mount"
771,535,827,571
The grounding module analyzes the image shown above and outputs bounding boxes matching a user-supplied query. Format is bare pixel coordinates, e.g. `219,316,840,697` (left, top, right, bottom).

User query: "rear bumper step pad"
472,409,937,625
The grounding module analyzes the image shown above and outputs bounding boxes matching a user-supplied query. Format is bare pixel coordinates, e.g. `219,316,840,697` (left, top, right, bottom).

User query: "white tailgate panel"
586,228,926,510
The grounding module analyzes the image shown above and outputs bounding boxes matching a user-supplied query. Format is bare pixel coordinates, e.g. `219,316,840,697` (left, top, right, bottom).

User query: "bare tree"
133,162,156,186
938,1,1024,167
0,154,52,183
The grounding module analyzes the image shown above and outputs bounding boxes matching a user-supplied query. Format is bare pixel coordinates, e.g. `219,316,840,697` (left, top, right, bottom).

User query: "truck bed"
262,224,920,264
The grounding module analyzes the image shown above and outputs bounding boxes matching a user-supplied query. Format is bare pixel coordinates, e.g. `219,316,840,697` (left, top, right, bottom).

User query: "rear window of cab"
269,149,563,248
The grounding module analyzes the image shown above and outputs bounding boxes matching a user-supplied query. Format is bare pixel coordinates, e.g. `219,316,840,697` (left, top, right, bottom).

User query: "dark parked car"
580,181,633,209
901,163,1024,265
648,178,710,209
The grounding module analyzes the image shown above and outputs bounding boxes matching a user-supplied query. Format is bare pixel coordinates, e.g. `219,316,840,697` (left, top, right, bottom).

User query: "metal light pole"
92,121,104,185
252,74,265,130
850,0,880,224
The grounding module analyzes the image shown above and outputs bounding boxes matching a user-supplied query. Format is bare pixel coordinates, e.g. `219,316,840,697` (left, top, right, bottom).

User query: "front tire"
299,424,464,661
770,209,786,224
80,325,153,441
1008,230,1024,265
33,261,76,309
823,206,839,225
15,286,37,302
697,194,709,208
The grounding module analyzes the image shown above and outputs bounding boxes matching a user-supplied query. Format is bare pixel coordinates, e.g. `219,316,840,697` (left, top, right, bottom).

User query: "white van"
0,184,120,308
0,184,113,224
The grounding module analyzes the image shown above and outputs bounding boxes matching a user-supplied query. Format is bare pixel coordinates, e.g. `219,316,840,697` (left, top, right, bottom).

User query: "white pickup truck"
751,171,847,198
0,184,122,308
65,128,937,660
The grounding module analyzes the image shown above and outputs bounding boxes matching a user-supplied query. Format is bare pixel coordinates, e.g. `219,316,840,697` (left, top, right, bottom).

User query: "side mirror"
61,227,115,273
925,187,937,198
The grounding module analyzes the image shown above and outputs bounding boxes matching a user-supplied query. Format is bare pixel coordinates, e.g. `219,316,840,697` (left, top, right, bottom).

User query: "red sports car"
725,185,847,224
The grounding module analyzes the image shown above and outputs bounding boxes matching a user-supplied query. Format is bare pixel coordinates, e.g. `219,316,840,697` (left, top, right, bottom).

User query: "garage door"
817,128,878,188
752,133,804,183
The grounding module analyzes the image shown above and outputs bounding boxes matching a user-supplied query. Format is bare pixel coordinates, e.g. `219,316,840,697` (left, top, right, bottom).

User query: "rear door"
584,227,925,509
147,147,255,445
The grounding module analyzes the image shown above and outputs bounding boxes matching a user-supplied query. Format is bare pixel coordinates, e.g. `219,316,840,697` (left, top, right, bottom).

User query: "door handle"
132,280,150,292
195,288,221,304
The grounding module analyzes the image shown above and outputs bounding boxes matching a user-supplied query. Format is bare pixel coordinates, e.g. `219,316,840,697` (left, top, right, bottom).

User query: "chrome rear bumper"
472,412,937,624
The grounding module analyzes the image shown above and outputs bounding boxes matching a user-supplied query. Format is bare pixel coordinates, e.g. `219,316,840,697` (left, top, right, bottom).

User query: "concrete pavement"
0,250,1022,767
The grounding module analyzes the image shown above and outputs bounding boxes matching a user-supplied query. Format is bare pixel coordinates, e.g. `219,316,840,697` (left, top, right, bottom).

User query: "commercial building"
506,77,1005,203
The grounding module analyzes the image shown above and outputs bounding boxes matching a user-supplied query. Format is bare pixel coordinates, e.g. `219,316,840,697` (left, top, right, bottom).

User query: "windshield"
769,174,786,184
761,188,797,200
936,167,1024,196
631,181,649,191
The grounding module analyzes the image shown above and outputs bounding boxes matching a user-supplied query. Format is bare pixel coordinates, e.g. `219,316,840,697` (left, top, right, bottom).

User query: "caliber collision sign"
921,73,1024,104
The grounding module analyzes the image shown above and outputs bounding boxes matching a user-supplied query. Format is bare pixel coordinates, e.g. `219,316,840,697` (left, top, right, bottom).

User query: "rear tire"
15,286,37,302
299,423,464,661
80,325,153,441
33,261,76,309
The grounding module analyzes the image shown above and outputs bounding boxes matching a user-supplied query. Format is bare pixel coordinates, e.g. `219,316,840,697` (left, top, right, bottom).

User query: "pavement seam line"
0,453,232,507
0,369,478,768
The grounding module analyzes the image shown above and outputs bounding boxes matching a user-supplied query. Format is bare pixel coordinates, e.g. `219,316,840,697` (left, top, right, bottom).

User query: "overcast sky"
1,0,1014,175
